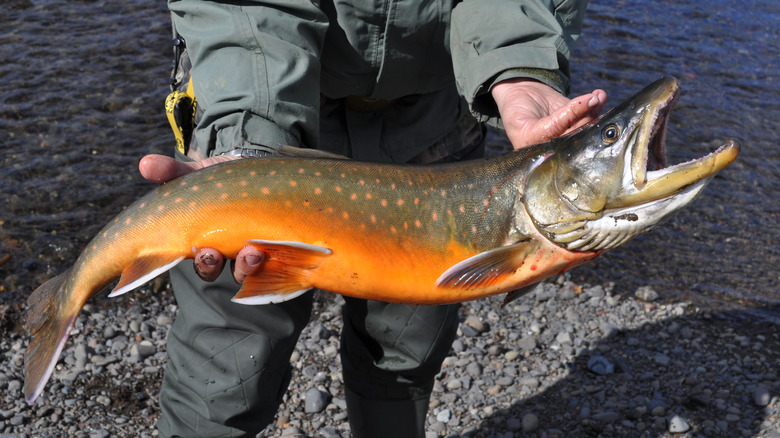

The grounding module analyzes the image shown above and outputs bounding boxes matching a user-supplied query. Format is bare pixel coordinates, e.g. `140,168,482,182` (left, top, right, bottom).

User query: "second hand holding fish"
138,79,607,284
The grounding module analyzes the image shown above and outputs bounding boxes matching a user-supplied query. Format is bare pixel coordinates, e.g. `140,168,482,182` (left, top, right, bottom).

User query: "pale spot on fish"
250,171,256,176
432,212,438,221
343,212,349,220
351,193,358,200
299,168,305,174
270,171,276,176
175,198,183,203
158,205,165,211
216,183,223,188
415,220,421,228
163,192,170,197
381,199,387,207
370,215,376,223
336,186,342,193
315,188,322,195
192,186,199,191
459,205,465,213
240,181,247,186
285,201,292,207
125,218,132,224
396,200,404,207
190,202,196,207
366,193,372,200
242,193,248,198
290,181,297,187
261,187,270,195
140,203,146,209
221,193,228,199
390,226,397,234
226,169,232,174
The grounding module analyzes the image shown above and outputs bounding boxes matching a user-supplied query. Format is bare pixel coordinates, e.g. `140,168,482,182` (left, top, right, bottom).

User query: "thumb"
139,154,240,184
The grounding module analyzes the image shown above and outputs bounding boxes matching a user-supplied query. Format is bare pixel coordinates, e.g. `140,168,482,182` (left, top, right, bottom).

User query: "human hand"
138,154,266,284
491,78,607,149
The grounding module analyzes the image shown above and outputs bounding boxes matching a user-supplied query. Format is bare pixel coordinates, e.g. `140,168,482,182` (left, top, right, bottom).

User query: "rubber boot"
345,387,431,438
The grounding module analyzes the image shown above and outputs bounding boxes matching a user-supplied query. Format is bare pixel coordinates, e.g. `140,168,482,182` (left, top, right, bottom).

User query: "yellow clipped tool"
165,77,197,156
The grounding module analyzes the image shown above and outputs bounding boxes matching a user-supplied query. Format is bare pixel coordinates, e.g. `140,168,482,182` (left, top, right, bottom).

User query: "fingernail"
245,255,262,266
588,95,600,107
199,253,218,266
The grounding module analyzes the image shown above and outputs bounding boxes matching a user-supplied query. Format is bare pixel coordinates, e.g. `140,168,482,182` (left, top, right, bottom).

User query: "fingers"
192,246,266,284
231,246,266,284
193,248,226,282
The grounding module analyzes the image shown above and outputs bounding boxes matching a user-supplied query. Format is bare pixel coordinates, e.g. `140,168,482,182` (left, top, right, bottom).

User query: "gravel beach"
0,275,777,438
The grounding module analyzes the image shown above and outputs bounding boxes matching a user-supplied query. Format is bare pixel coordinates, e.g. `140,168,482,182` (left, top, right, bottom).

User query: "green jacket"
169,0,587,162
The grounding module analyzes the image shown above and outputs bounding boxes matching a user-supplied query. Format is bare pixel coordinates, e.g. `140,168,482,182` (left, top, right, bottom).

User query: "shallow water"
1,0,778,318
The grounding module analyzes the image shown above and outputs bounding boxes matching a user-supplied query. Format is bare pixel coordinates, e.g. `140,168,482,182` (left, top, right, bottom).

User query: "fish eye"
602,124,620,143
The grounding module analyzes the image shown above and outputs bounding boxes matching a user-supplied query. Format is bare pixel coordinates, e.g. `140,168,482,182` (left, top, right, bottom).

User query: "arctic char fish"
24,77,739,403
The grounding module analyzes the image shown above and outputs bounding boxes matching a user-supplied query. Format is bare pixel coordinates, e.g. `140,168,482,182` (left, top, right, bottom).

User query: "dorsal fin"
276,145,350,160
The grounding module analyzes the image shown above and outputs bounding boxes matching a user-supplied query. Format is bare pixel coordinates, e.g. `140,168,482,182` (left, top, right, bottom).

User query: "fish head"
524,76,740,252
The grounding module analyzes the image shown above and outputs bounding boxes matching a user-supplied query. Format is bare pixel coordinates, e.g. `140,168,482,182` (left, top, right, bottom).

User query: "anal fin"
231,239,332,305
435,240,539,290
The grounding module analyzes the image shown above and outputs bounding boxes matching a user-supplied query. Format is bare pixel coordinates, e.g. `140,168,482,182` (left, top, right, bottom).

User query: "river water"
1,0,778,319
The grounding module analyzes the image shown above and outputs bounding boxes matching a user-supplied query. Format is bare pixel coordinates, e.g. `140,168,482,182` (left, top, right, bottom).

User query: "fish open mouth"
613,77,740,208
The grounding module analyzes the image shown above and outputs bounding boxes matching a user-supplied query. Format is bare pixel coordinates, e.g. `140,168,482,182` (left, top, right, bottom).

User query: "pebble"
522,413,539,432
304,388,330,414
635,286,659,302
753,385,771,407
667,414,691,433
587,355,614,375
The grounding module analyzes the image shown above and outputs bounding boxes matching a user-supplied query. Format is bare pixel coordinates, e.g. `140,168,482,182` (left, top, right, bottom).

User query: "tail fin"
24,270,79,404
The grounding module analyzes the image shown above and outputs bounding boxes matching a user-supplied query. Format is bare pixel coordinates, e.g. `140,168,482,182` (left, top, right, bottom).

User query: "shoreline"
0,275,778,437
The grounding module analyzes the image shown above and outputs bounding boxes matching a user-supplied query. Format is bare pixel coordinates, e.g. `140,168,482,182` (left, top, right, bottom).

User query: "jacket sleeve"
169,0,328,156
450,0,588,123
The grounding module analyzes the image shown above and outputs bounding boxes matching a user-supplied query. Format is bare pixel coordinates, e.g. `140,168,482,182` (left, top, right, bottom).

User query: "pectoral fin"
108,254,185,297
231,239,332,305
435,240,539,290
